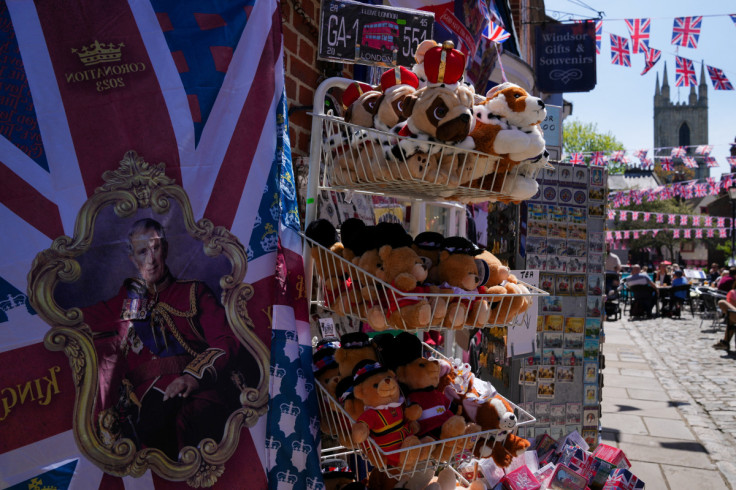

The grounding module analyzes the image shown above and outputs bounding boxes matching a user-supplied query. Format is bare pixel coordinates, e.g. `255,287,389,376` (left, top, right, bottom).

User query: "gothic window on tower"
679,123,691,148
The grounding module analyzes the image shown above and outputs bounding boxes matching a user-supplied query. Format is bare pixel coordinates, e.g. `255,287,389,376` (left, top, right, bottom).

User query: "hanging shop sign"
318,0,434,67
535,22,596,93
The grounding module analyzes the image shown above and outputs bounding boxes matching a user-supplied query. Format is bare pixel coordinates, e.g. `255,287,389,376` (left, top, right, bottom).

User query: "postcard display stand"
302,77,550,481
516,163,607,448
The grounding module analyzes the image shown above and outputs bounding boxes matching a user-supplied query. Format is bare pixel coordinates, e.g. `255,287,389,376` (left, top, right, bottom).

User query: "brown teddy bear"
411,231,444,285
436,237,491,328
305,219,352,310
472,248,531,325
350,360,427,468
392,333,480,461
470,394,530,467
334,332,378,380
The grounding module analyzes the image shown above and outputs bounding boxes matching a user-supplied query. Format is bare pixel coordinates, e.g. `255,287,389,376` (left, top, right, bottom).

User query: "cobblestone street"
602,308,736,488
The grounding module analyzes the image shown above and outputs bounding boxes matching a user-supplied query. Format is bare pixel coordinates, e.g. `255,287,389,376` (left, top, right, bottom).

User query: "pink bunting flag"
673,229,680,238
652,229,659,237
692,215,701,226
656,213,664,223
695,145,713,155
679,215,688,225
670,147,686,158
615,231,622,240
668,215,676,225
684,229,691,238
707,228,715,238
705,216,713,226
607,210,616,220
695,229,703,238
623,231,630,239
682,156,698,168
633,231,640,239
620,211,628,221
631,211,639,220
718,217,726,227
643,212,651,222
606,231,613,241
720,228,728,238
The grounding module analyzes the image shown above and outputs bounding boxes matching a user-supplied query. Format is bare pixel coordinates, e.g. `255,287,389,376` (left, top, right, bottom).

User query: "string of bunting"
608,173,735,209
564,144,736,170
608,210,732,228
572,15,735,88
606,227,730,243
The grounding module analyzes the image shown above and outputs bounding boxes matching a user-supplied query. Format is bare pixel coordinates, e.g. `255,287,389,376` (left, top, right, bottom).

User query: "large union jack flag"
706,65,734,90
675,56,697,87
625,18,650,54
0,1,319,489
671,16,703,49
610,34,631,67
640,45,661,76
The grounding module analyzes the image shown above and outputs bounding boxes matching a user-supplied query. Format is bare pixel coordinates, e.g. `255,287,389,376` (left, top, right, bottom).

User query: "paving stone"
600,413,649,436
663,465,729,489
626,461,666,490
643,417,696,440
616,434,714,469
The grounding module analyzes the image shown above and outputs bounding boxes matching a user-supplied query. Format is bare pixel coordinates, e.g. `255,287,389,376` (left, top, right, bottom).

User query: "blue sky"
543,0,736,179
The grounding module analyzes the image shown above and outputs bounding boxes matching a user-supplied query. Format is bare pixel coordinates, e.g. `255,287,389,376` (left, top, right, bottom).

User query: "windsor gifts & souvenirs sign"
535,22,596,93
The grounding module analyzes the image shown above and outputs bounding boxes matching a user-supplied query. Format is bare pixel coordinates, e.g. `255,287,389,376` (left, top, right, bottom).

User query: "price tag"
318,317,337,339
318,0,434,68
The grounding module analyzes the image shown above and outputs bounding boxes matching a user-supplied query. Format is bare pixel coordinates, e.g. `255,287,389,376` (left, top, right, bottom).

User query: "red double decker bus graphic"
361,20,398,50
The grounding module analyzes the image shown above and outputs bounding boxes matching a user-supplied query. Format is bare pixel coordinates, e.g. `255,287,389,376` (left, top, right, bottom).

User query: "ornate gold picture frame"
27,151,269,487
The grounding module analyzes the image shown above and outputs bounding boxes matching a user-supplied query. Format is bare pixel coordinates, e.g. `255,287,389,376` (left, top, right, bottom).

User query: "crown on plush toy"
341,81,374,109
423,40,465,85
380,65,419,92
352,360,389,385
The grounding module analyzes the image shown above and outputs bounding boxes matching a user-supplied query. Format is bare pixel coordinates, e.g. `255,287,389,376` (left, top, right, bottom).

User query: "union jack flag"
671,16,703,49
656,213,664,223
675,56,697,87
569,152,585,165
643,212,651,221
671,146,687,158
625,18,651,54
668,214,677,225
590,151,607,166
721,228,729,238
692,215,701,226
682,156,698,168
680,215,688,225
0,0,320,488
695,229,703,238
684,228,692,238
610,34,631,67
706,156,719,168
596,20,602,54
673,229,680,238
728,156,736,170
607,210,616,220
707,228,715,238
660,157,673,171
640,157,653,169
484,21,510,43
634,149,648,160
620,211,628,221
705,216,713,226
610,150,625,161
695,145,713,155
641,46,662,75
706,65,734,90
718,217,726,228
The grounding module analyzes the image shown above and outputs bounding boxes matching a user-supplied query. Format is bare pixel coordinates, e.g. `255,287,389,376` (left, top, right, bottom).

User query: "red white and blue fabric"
705,156,719,168
670,146,687,158
590,152,607,166
610,151,625,161
682,156,698,168
483,20,510,43
640,46,661,75
731,14,736,27
706,65,734,90
671,16,702,49
625,18,650,54
610,34,631,67
695,145,712,155
595,20,602,54
640,157,652,168
728,157,736,170
607,210,616,220
569,152,585,165
675,56,697,87
634,149,648,160
659,157,673,171
0,1,319,489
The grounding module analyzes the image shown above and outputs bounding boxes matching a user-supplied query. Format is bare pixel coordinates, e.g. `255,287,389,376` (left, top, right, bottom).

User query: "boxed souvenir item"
501,465,541,490
557,444,597,482
601,468,645,489
593,444,631,469
545,464,588,490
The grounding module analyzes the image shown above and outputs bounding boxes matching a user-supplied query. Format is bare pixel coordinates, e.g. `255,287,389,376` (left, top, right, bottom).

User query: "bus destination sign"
318,0,434,68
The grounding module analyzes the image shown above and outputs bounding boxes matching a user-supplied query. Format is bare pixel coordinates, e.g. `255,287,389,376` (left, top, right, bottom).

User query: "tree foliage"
563,119,626,174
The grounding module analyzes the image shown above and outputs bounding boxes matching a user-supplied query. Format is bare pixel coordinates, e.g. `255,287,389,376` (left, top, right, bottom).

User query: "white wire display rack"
303,234,548,331
316,342,535,480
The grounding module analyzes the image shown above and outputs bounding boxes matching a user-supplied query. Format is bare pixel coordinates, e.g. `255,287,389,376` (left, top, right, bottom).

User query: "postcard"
535,402,551,424
544,313,564,330
564,333,584,350
584,384,599,405
551,403,566,425
583,361,598,383
583,406,599,428
557,366,575,383
543,332,563,349
562,349,583,366
538,381,556,399
565,317,585,334
566,402,582,424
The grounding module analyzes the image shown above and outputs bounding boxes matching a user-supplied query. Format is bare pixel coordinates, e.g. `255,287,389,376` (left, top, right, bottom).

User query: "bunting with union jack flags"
671,16,703,49
670,146,687,158
706,65,734,90
641,46,661,75
610,33,631,67
675,56,697,87
625,18,651,54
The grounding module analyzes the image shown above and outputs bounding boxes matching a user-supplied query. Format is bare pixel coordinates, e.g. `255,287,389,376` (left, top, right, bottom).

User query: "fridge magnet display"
544,332,563,349
529,202,547,219
538,381,556,399
590,167,604,186
543,348,561,365
540,273,555,294
583,361,598,383
572,167,588,185
544,313,564,330
537,316,545,332
565,317,585,334
559,166,573,183
549,205,566,222
585,318,601,339
588,253,604,274
548,237,566,255
566,402,582,424
589,203,605,218
583,406,599,427
543,185,557,202
571,274,586,295
587,274,603,296
544,166,558,182
557,366,575,383
564,333,584,350
589,187,605,201
568,206,586,222
562,349,582,366
559,187,573,204
586,296,603,317
536,424,551,437
556,274,571,294
589,232,604,251
551,403,566,425
535,402,551,424
527,254,547,270
584,384,599,405
569,223,587,240
538,366,556,381
573,189,588,206
584,339,600,360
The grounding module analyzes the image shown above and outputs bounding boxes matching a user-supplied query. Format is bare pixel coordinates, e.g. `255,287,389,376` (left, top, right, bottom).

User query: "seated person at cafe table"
625,264,658,318
713,281,736,351
654,261,672,286
717,267,736,292
661,269,688,316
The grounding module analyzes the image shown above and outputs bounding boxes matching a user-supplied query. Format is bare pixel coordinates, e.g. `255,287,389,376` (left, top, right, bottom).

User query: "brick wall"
280,0,353,156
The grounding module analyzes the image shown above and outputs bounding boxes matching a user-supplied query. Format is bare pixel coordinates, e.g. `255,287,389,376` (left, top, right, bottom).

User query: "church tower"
653,62,709,180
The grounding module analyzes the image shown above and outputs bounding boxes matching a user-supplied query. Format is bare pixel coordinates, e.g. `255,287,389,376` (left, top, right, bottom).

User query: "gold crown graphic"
71,40,124,66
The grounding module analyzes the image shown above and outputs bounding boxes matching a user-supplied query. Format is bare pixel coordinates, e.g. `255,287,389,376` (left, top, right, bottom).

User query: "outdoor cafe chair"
628,284,658,320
